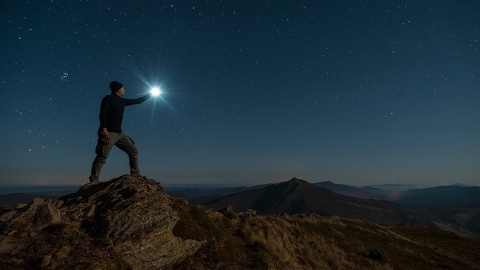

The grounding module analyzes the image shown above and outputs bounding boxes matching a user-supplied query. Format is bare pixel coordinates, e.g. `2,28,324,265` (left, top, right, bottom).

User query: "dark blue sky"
1,1,479,187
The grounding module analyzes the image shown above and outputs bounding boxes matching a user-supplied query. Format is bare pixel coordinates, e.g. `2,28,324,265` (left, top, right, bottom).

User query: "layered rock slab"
0,175,202,269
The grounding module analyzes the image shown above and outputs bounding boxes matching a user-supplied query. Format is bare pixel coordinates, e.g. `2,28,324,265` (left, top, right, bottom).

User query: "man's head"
109,81,125,96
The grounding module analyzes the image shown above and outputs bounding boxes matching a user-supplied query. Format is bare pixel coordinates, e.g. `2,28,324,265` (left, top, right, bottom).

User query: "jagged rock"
0,198,62,236
0,174,203,269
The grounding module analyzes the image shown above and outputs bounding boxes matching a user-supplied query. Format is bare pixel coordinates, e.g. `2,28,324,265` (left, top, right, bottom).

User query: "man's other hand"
101,128,110,139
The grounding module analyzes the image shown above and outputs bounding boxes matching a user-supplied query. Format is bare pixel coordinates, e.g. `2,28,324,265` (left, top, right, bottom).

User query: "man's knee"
129,148,138,159
95,138,111,158
94,157,108,164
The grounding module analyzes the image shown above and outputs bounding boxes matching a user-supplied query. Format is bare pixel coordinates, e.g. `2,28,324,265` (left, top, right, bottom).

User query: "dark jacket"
98,94,150,133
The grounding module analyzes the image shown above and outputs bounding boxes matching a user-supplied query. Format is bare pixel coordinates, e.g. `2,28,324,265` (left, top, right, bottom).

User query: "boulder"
0,174,203,269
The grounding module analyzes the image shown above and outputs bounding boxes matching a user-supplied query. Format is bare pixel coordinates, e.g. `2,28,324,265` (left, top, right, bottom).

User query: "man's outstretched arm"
126,94,152,106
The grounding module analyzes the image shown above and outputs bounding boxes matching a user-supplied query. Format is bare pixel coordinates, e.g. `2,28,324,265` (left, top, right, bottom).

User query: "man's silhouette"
89,81,152,183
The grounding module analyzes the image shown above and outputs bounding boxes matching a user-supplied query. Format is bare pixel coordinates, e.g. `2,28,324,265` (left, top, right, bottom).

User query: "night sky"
1,1,479,187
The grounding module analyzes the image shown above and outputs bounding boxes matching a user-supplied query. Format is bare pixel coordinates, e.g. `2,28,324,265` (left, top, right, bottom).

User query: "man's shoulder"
99,95,111,106
102,94,115,101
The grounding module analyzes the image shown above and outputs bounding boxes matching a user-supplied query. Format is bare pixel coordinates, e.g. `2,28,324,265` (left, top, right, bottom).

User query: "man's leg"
116,132,140,175
89,133,118,182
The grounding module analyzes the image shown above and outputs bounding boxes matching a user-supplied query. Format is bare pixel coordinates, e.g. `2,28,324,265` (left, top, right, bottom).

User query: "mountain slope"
174,202,480,270
313,181,390,200
1,175,480,269
398,185,480,208
203,178,425,225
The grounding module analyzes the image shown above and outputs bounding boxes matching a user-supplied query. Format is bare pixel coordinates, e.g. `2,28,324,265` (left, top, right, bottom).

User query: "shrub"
367,248,388,262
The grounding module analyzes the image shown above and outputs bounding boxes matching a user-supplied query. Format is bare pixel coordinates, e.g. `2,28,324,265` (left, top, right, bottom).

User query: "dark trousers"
89,132,139,181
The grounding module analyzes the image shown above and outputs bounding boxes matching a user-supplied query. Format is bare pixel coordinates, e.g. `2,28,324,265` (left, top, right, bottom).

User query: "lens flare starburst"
150,87,161,96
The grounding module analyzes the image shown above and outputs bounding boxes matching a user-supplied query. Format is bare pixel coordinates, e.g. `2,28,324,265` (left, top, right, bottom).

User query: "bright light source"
150,87,161,96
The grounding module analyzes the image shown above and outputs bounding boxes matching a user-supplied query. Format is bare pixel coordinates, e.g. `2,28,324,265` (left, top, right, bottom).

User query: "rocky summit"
0,175,202,269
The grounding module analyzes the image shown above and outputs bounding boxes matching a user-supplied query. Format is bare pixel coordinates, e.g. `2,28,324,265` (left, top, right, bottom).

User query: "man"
89,81,152,183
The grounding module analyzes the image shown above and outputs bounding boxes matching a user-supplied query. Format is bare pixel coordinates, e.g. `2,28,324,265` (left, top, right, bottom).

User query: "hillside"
313,181,392,200
1,175,479,269
397,185,480,208
174,204,480,270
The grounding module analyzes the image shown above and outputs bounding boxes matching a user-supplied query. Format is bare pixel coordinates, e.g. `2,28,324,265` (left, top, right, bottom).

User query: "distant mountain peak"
287,177,309,185
203,178,418,226
452,183,477,187
281,178,316,192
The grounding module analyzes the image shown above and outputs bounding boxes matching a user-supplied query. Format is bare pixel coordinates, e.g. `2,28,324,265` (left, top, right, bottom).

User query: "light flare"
150,87,161,96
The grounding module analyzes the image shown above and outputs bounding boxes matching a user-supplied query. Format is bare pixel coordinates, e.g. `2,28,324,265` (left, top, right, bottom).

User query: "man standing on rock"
89,81,152,183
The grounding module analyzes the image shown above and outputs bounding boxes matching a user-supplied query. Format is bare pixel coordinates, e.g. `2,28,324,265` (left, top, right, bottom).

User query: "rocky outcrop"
0,198,61,237
0,174,203,269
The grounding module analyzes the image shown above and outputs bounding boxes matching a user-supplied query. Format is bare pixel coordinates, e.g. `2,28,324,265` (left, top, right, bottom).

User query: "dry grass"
240,215,391,270
174,203,480,270
3,199,479,269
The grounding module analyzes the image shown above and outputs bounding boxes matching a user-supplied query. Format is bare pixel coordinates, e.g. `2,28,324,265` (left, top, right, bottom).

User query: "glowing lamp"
150,87,161,96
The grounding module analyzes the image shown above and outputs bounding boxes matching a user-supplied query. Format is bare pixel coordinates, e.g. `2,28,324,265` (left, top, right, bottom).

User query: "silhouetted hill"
0,186,79,206
393,185,480,239
203,178,425,225
166,185,268,203
0,193,55,206
397,185,480,208
313,181,390,200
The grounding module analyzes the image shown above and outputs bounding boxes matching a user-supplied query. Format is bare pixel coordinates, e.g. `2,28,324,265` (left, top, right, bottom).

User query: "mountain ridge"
203,177,425,226
1,175,480,269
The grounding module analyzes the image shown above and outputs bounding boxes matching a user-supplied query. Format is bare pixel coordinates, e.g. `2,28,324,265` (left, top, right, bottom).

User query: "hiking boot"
89,178,100,184
131,172,142,178
79,179,100,191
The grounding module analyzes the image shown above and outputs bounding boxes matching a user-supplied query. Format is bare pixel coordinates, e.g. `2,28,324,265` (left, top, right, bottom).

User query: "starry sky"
1,0,479,187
